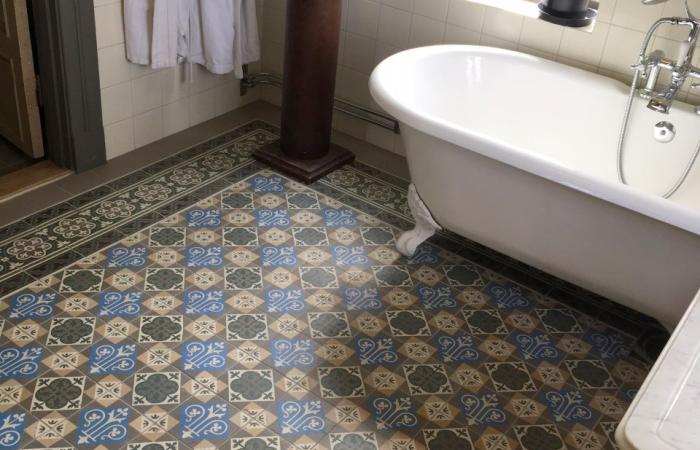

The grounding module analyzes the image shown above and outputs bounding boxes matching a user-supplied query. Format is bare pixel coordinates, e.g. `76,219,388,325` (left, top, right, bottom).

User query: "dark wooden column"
254,0,355,183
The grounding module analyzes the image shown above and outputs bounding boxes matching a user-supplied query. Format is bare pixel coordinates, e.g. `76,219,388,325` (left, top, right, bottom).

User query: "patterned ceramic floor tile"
0,123,658,450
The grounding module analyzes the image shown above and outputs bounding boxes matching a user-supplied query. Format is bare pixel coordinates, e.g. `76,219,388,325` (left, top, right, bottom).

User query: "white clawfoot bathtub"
370,45,700,328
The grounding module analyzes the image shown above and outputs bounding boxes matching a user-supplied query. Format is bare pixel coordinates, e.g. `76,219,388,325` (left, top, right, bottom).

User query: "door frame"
30,0,106,172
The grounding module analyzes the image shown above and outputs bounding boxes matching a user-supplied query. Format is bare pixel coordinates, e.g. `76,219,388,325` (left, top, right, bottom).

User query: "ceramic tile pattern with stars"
0,123,654,450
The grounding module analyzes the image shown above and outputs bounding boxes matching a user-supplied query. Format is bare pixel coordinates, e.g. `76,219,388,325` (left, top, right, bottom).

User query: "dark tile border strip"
0,122,276,296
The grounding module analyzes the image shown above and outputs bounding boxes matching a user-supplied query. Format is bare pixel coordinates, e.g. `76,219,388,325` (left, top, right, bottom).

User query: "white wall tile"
559,22,610,66
94,2,124,49
414,0,450,22
344,33,379,72
519,17,563,55
444,24,481,44
409,14,446,47
347,0,381,38
482,8,523,44
611,0,664,32
382,0,414,13
601,26,645,74
163,99,191,136
101,82,133,125
98,44,132,88
131,72,163,115
134,108,164,148
447,0,486,32
377,6,412,48
104,118,134,159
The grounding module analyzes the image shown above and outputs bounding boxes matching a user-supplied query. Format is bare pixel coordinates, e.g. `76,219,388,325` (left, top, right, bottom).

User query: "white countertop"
616,289,700,450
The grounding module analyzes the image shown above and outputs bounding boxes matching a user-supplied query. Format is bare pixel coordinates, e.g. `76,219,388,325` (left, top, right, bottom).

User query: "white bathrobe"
123,0,260,78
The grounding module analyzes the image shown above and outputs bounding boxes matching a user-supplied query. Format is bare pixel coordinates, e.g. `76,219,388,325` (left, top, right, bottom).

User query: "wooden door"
0,0,43,158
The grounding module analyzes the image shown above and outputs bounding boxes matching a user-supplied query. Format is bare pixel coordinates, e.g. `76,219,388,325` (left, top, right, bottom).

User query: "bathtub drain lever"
653,121,676,143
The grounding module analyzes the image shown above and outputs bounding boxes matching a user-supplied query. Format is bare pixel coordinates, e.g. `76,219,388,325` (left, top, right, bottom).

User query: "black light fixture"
538,0,597,27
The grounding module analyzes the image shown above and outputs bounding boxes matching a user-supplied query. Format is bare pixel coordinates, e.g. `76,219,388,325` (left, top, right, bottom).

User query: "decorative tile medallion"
0,121,657,449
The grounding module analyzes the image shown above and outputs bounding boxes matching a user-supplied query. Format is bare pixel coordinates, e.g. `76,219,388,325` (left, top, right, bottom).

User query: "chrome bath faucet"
634,0,700,114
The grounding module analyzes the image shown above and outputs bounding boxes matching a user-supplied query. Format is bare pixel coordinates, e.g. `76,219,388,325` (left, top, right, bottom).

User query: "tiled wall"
93,0,262,159
261,0,700,156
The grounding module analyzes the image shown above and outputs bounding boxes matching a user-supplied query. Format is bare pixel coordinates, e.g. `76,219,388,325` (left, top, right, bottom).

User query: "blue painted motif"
251,175,285,192
460,393,507,425
97,291,142,317
185,246,224,268
355,337,399,366
180,402,230,440
186,209,222,227
76,407,130,446
260,246,297,267
278,400,325,435
514,333,560,361
371,397,418,430
0,347,43,379
322,208,357,227
434,335,480,363
332,246,369,266
256,209,290,227
184,290,225,315
106,246,148,268
89,344,137,375
271,339,315,368
585,332,632,359
342,288,382,311
0,412,27,450
417,286,457,309
542,390,594,422
264,289,304,313
8,292,57,320
486,283,531,309
182,341,227,372
408,245,440,265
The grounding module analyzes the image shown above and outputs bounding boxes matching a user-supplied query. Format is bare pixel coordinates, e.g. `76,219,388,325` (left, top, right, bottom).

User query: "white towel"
123,0,153,65
233,0,261,78
123,0,260,79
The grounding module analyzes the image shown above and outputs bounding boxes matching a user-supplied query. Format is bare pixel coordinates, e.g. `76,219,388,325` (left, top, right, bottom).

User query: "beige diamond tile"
139,343,181,368
149,248,183,267
26,412,76,445
226,291,264,312
226,248,260,267
105,269,143,291
264,268,298,288
298,247,332,266
305,290,341,310
384,289,417,309
232,403,276,435
260,227,291,245
338,269,373,287
131,406,178,439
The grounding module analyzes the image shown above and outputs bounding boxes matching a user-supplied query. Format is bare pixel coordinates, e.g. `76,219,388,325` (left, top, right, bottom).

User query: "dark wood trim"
31,0,106,172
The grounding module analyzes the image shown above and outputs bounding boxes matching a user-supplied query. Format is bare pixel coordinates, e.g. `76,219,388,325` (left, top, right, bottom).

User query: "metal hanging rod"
240,68,400,134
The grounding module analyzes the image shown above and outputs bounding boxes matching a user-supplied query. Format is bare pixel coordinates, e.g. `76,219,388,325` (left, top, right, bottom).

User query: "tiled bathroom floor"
0,121,655,450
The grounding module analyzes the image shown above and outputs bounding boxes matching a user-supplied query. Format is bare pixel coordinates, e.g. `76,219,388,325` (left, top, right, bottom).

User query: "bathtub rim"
369,44,700,237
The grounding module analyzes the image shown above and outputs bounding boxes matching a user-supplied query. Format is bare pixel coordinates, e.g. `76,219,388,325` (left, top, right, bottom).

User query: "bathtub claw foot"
397,184,441,257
